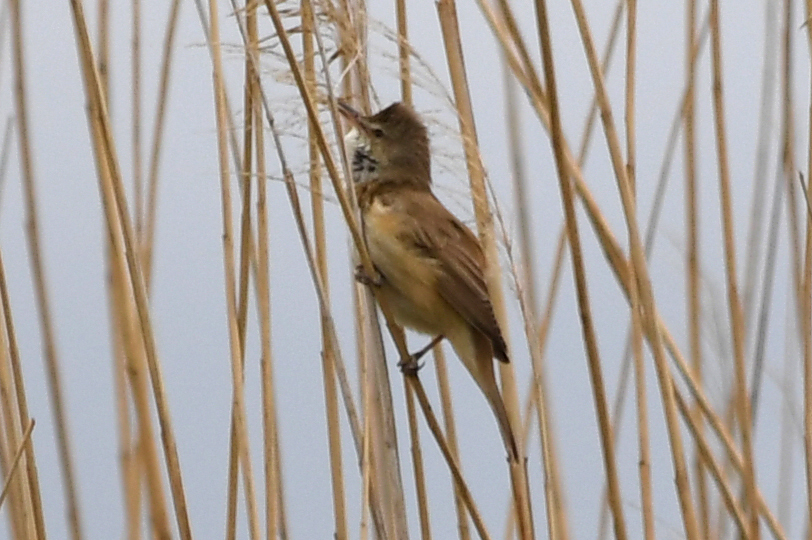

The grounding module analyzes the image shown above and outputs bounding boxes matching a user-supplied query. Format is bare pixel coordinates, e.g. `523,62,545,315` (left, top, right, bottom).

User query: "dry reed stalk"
405,377,432,540
0,245,46,539
108,272,142,540
132,0,143,244
432,344,471,540
742,0,779,331
360,342,373,540
253,44,282,540
304,2,350,539
67,1,192,536
436,0,525,461
804,3,812,536
494,0,544,101
0,115,13,209
142,0,183,286
0,419,33,510
301,1,335,538
708,1,758,536
503,4,623,536
396,0,411,104
623,1,654,538
0,308,30,540
480,8,632,538
683,0,708,534
114,267,172,538
434,3,535,539
96,0,108,87
9,1,82,537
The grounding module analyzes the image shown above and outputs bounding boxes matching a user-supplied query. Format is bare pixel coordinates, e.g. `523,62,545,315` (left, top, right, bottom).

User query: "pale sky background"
0,0,808,539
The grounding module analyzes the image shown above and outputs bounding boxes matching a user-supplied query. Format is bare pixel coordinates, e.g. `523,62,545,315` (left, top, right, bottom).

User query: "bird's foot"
398,354,424,375
354,264,383,287
398,335,445,375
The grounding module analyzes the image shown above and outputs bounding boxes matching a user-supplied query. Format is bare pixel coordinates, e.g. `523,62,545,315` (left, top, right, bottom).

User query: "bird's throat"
345,127,379,185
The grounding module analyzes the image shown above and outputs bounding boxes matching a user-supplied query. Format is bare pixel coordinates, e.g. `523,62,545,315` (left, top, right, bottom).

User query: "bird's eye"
372,128,384,138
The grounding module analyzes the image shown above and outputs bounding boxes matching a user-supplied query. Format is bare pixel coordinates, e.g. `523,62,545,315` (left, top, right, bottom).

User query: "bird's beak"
338,100,372,135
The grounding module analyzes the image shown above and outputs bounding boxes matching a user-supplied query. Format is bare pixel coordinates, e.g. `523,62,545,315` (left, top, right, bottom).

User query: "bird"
338,100,518,460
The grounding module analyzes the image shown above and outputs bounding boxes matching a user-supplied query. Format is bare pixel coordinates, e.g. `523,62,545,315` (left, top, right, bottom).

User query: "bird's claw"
399,335,444,375
398,355,424,375
355,264,382,287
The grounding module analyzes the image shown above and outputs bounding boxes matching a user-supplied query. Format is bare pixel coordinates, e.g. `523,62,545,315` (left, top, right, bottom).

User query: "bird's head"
338,101,431,186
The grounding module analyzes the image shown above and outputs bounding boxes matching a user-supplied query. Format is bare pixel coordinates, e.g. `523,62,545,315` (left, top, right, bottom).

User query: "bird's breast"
362,195,455,335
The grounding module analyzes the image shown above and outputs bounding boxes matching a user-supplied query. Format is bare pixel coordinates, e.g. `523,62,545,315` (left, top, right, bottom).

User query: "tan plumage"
339,101,518,459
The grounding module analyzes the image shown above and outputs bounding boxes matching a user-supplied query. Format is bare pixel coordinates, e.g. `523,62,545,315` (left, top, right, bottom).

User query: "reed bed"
0,0,809,539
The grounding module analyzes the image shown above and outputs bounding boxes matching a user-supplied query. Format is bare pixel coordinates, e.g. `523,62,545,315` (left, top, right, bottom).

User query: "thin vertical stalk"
0,419,34,510
0,301,31,540
254,69,280,540
776,307,796,527
9,0,79,537
709,1,758,536
684,0,707,534
624,2,655,536
396,0,411,105
405,378,432,540
302,1,348,539
433,344,471,540
0,245,46,540
132,0,143,242
743,0,779,328
803,2,812,536
359,342,373,540
0,118,12,208
251,1,280,536
142,0,182,286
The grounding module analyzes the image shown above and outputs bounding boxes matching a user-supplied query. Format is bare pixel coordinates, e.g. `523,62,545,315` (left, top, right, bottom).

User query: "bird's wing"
399,191,509,361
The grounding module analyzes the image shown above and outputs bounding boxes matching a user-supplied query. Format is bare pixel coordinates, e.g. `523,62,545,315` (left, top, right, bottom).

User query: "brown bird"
338,100,518,459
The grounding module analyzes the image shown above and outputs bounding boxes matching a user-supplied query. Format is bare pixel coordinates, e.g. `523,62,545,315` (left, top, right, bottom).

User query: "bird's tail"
471,332,519,461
